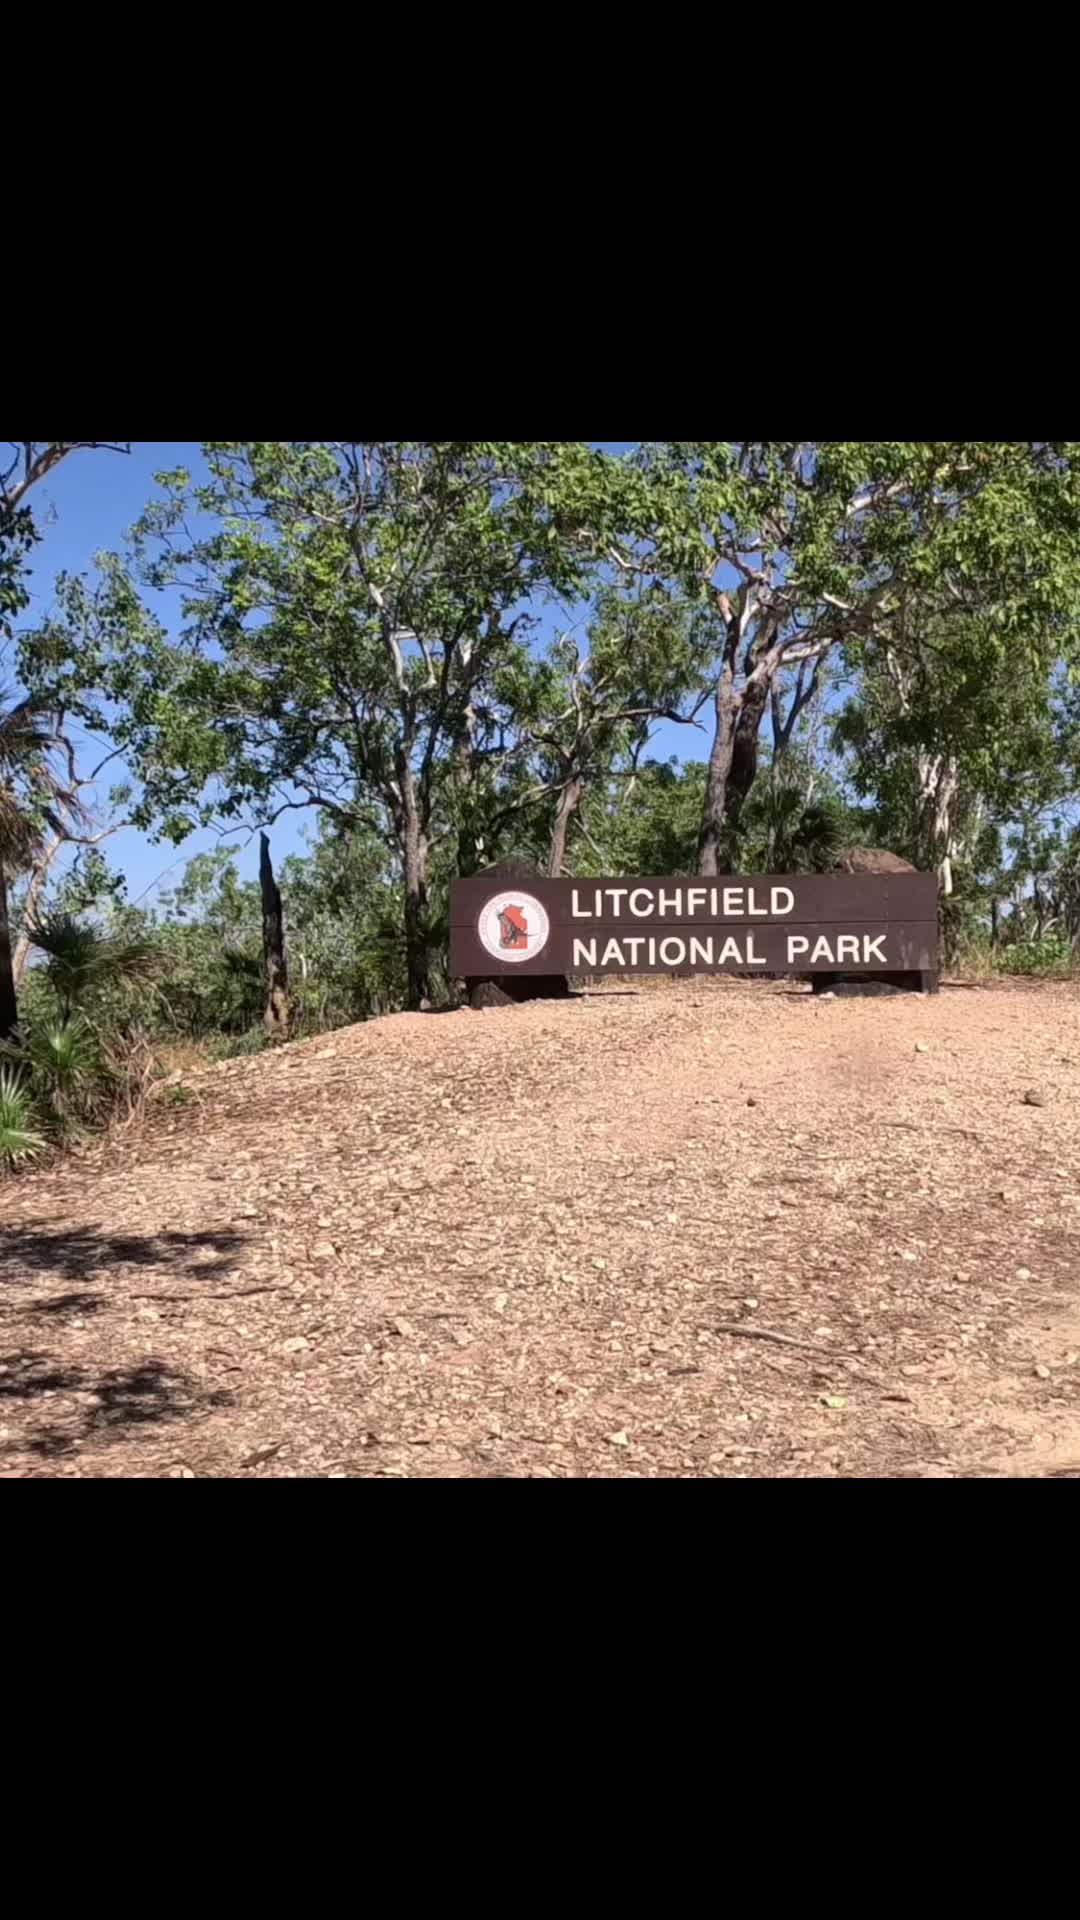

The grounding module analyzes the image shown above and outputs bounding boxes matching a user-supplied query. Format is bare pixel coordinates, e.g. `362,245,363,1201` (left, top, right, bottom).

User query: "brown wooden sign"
450,873,939,981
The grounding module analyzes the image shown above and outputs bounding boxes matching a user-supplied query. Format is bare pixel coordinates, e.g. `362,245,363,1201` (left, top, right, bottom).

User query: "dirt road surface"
2,979,1078,1478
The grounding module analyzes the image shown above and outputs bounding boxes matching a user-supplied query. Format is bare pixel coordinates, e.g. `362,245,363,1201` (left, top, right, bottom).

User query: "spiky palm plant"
25,912,161,1022
0,1065,44,1166
0,1012,103,1133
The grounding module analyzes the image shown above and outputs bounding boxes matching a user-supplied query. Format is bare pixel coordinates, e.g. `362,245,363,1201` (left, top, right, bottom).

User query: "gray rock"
831,847,918,875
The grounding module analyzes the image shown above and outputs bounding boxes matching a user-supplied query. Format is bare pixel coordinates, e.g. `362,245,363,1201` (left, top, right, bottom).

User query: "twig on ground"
880,1120,982,1141
715,1322,851,1358
129,1284,288,1302
715,1322,893,1390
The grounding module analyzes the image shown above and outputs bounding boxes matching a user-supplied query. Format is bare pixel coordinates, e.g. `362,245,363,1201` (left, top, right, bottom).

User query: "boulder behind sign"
831,847,917,876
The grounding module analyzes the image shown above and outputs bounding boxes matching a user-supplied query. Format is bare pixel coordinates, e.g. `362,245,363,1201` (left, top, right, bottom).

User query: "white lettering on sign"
786,934,889,967
571,885,800,921
572,935,770,971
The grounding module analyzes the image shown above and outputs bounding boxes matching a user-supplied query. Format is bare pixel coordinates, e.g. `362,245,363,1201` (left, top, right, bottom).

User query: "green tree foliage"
504,585,714,877
1,505,37,641
28,442,644,1006
619,442,1080,874
573,762,707,877
7,436,1080,1096
2,441,130,638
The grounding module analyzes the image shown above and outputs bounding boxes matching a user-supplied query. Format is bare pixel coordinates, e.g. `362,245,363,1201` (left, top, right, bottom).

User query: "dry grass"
153,1038,221,1079
1,976,1078,1478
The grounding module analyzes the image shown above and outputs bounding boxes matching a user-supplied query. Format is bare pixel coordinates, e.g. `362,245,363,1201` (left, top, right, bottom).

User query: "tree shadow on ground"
0,1223,249,1286
0,1350,234,1460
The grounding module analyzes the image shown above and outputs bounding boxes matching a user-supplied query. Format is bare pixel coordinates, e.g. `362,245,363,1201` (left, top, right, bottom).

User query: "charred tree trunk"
259,834,293,1041
0,860,19,1039
548,774,585,878
991,896,1000,948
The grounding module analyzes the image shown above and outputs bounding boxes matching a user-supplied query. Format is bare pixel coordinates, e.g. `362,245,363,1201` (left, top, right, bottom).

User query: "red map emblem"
497,905,529,951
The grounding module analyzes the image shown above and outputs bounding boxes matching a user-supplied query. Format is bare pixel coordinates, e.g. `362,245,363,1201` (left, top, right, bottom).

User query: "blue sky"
12,440,701,904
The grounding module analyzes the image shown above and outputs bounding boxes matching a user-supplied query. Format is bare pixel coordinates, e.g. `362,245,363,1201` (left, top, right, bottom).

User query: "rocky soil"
2,977,1078,1478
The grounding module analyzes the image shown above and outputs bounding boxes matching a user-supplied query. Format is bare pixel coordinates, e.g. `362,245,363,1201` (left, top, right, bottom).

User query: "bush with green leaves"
1,909,166,1160
995,934,1075,977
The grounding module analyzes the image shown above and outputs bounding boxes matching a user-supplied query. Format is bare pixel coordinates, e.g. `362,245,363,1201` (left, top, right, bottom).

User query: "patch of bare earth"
2,979,1079,1478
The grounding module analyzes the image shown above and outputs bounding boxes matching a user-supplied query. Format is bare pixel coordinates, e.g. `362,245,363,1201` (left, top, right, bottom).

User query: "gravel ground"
2,977,1079,1479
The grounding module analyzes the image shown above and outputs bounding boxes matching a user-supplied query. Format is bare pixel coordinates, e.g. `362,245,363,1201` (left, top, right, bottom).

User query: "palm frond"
4,1014,102,1094
0,1067,45,1167
26,912,163,1014
0,691,80,869
0,782,43,864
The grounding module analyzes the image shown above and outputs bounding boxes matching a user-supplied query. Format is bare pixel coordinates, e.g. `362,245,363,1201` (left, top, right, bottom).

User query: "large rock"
461,856,572,1011
831,847,917,875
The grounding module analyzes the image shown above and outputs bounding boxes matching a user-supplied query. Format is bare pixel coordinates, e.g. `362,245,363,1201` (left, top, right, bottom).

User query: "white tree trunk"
917,752,959,895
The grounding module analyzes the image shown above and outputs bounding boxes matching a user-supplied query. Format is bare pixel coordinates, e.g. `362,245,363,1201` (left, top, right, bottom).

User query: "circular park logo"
478,891,551,965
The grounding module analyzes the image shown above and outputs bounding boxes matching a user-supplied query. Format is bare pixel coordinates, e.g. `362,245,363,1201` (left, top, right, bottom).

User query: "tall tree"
617,443,1080,874
27,443,629,1007
0,699,82,1035
504,584,712,876
835,610,1078,894
0,440,132,1026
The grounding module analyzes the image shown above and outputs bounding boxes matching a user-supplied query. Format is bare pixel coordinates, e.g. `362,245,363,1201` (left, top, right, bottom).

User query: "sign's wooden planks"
449,874,939,980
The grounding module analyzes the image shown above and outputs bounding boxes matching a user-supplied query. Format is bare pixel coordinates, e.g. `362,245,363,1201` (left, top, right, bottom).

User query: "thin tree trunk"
12,834,62,988
453,725,486,878
726,677,772,841
399,768,431,1010
259,834,293,1040
991,896,1000,947
0,861,19,1039
698,663,774,877
698,664,739,877
917,752,960,894
548,775,584,878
